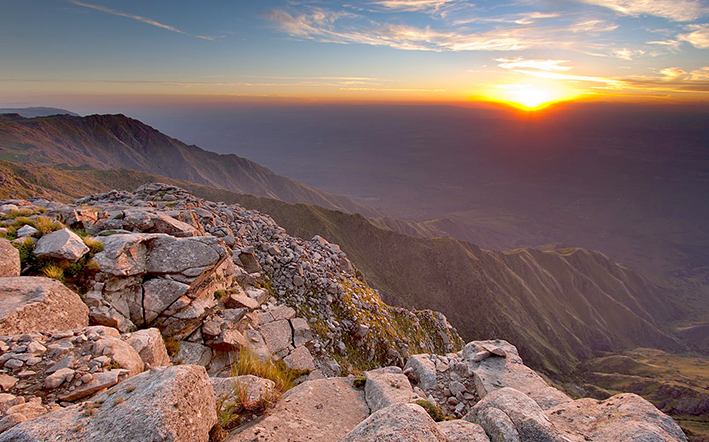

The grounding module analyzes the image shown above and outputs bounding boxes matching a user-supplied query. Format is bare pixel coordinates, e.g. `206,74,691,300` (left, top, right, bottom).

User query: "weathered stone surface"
0,376,18,392
174,342,212,366
404,354,439,391
546,393,689,442
364,367,418,413
290,318,313,347
146,236,224,275
122,210,198,237
464,341,571,410
212,375,275,411
0,365,216,442
340,402,450,442
122,328,170,369
33,228,88,262
93,233,150,277
0,277,88,335
0,239,20,278
465,387,563,442
142,278,190,324
229,377,368,442
14,226,36,239
283,346,316,372
224,293,259,310
438,419,491,442
259,320,292,355
58,369,128,401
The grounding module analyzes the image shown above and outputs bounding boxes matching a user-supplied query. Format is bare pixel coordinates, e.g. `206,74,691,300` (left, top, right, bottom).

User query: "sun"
484,84,570,111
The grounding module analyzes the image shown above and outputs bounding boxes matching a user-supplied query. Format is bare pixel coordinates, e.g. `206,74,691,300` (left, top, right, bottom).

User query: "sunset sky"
2,0,708,108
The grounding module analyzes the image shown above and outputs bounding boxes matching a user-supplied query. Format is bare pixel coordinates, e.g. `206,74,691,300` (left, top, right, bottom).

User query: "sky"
1,0,708,109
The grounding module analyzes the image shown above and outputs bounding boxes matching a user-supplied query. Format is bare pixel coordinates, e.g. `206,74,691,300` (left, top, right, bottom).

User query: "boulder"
340,403,450,442
404,354,438,391
259,319,292,355
33,228,88,262
464,387,564,442
0,277,88,335
364,367,419,413
0,365,216,442
546,393,688,442
174,342,212,366
212,375,275,411
14,226,36,239
145,236,224,275
438,420,491,442
0,239,20,278
464,341,571,410
122,328,171,369
230,377,368,442
142,278,190,324
282,346,316,372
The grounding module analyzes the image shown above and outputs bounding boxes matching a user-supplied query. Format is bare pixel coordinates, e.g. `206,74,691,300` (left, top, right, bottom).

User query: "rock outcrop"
0,278,89,336
0,239,20,278
340,403,450,442
0,365,216,442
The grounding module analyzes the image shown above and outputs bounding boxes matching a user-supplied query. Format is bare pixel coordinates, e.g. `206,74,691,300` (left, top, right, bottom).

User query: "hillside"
0,113,378,217
0,159,685,376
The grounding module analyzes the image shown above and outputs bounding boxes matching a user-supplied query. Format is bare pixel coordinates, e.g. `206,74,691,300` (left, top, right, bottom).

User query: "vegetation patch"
414,400,447,422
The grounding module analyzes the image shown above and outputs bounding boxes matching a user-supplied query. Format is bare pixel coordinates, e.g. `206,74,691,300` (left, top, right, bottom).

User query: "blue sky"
1,0,708,107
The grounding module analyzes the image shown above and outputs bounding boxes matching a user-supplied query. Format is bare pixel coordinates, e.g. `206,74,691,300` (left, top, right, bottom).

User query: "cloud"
496,58,572,71
68,1,213,40
574,0,707,21
268,7,575,51
567,19,618,33
370,0,458,13
612,48,645,60
622,66,709,92
678,24,709,48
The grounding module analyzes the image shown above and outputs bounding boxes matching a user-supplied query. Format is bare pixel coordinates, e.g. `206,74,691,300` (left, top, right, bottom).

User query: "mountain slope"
0,159,685,376
0,114,378,216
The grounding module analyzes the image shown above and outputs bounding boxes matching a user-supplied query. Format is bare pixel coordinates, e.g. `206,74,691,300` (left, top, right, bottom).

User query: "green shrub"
353,375,367,388
163,335,181,357
414,400,446,422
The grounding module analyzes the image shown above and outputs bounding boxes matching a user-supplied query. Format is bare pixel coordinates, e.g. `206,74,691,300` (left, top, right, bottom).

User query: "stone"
93,233,149,276
212,329,248,351
0,277,89,335
464,387,563,442
142,278,190,324
341,403,450,442
44,368,75,389
237,250,261,273
15,226,37,238
464,340,571,410
269,305,296,321
290,317,313,347
438,419,491,442
283,346,316,372
33,228,89,262
245,287,268,304
59,369,127,401
92,337,144,376
0,365,216,442
546,393,689,442
0,239,20,278
0,413,26,434
0,375,18,392
146,236,223,275
364,367,419,413
230,377,368,442
212,375,275,411
224,293,259,310
122,328,170,369
404,354,438,391
259,319,292,355
175,342,212,366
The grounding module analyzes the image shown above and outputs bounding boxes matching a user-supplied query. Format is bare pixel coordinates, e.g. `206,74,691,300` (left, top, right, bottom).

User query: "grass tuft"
42,264,65,282
414,400,446,422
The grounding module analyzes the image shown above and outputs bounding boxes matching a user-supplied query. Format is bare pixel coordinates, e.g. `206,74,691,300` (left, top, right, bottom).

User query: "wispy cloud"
68,1,214,40
370,0,458,13
268,7,576,51
612,48,645,60
496,58,572,71
678,23,709,48
567,19,618,33
623,66,709,92
574,0,707,22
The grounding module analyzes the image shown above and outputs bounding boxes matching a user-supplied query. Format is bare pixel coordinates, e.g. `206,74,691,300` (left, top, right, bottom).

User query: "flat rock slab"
438,420,491,442
0,277,88,335
0,239,20,278
0,365,216,442
340,403,450,442
229,377,368,442
546,393,688,442
364,367,418,413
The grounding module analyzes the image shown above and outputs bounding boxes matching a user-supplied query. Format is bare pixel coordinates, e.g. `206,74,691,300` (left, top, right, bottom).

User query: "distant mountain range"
0,113,378,217
0,107,79,118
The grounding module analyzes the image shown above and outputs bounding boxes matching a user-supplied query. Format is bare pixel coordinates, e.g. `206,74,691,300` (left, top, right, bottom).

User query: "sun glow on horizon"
486,83,576,111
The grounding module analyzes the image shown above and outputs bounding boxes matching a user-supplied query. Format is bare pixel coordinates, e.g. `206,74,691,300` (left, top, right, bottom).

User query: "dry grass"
230,347,297,393
83,237,104,254
32,216,64,234
42,264,64,282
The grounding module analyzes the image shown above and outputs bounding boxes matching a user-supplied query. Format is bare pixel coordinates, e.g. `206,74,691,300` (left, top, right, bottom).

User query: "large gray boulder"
230,377,368,442
0,365,216,442
546,393,688,442
364,367,419,413
465,387,564,442
121,328,171,369
438,420,490,442
0,239,20,278
339,402,450,442
33,228,88,262
0,277,88,335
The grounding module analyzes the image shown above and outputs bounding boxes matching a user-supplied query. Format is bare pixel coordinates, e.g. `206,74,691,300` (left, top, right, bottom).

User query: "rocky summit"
0,183,689,441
